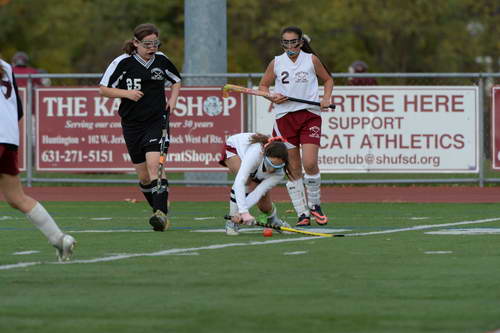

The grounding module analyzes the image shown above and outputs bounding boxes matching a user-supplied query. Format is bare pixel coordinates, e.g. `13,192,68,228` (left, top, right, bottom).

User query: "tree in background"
0,0,183,73
227,0,499,74
0,0,498,74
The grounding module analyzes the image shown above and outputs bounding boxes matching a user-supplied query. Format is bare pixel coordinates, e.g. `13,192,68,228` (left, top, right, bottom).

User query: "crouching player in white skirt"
219,133,291,235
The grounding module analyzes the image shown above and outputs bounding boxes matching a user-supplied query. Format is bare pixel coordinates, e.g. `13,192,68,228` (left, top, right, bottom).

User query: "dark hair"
12,52,29,67
122,23,159,55
281,26,331,75
250,133,291,179
0,63,4,78
350,60,369,73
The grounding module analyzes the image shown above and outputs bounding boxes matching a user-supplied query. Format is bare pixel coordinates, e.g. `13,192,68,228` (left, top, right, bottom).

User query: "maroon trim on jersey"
218,144,238,167
1,78,12,99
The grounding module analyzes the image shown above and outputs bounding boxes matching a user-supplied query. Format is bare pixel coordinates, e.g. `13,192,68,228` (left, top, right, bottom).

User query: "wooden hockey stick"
224,214,344,237
222,84,336,109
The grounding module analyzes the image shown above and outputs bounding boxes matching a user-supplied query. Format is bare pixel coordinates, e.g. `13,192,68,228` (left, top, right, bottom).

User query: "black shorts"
122,121,163,164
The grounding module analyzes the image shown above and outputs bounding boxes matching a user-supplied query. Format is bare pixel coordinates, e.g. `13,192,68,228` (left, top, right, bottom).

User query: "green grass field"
1,201,500,333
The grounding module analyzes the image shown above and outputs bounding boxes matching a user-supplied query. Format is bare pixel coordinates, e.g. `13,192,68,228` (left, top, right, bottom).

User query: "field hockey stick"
155,107,170,193
222,84,336,109
224,215,344,237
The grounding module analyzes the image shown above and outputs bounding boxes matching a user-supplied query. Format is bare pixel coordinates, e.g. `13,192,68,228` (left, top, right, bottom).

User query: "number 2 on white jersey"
280,71,290,84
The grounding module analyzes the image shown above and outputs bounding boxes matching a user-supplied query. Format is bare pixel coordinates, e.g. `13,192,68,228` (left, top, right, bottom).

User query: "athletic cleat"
55,234,76,262
296,213,311,226
310,205,328,225
149,210,170,232
225,220,240,236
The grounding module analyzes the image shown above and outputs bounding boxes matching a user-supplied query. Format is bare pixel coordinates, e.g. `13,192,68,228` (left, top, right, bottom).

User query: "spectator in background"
11,52,50,88
348,60,378,86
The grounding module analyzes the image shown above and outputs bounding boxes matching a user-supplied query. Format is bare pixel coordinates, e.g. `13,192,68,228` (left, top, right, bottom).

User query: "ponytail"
122,39,136,55
249,133,270,145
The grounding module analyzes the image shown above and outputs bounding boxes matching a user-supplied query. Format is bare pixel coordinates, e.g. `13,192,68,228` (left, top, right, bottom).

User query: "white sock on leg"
229,200,239,217
25,202,64,246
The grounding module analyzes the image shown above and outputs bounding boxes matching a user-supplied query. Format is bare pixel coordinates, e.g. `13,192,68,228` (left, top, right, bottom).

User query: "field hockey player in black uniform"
99,23,181,232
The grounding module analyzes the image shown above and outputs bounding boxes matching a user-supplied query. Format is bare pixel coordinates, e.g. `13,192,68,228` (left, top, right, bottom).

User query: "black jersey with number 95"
100,52,181,128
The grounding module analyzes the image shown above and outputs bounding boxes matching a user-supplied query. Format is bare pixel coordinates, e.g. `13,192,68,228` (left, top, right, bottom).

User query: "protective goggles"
264,156,285,170
136,39,161,49
281,38,301,48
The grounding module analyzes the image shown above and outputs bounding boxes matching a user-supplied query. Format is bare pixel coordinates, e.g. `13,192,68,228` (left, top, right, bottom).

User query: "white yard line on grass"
71,229,151,233
0,262,41,270
347,217,500,236
1,217,500,271
426,228,500,235
425,251,453,254
64,236,318,264
284,251,308,255
13,250,40,255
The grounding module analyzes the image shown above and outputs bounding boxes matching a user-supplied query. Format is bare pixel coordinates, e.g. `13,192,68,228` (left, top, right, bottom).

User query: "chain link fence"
15,72,500,186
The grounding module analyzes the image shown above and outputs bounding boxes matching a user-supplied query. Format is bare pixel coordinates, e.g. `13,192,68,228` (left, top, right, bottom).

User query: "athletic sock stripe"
139,182,153,192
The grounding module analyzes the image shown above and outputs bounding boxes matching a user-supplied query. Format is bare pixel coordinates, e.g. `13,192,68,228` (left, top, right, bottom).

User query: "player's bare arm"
168,82,181,111
312,55,334,109
259,60,287,104
99,85,144,102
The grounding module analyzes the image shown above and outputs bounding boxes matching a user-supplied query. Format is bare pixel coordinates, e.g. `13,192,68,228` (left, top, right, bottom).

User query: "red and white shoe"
296,213,311,226
310,205,328,225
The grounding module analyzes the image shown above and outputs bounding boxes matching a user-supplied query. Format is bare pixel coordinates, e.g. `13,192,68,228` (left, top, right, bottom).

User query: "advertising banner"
253,86,479,173
36,87,243,171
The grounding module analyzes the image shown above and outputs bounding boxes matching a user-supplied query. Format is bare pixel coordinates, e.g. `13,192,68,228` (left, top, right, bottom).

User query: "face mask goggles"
135,38,161,49
281,38,302,56
281,38,301,48
264,156,285,170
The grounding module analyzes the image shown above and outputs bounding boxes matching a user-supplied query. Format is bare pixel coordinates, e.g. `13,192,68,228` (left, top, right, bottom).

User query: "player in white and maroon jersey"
0,58,76,261
99,23,181,232
259,26,334,227
219,133,291,235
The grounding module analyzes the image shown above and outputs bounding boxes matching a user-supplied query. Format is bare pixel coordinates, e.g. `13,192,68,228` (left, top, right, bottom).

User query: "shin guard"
304,173,321,209
286,178,309,217
229,189,239,216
